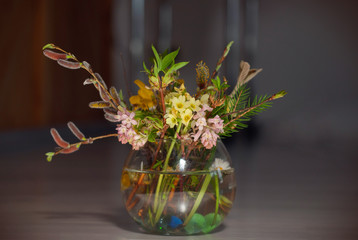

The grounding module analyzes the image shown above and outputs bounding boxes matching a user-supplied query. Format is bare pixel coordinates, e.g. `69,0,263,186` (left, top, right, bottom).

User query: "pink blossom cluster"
115,109,147,150
192,105,224,149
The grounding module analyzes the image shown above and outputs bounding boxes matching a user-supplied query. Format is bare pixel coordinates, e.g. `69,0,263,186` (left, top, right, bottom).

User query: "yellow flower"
166,107,178,117
171,95,187,112
129,80,156,110
181,109,193,126
121,172,131,190
174,83,186,93
164,92,180,105
200,94,209,105
164,113,178,128
187,97,201,112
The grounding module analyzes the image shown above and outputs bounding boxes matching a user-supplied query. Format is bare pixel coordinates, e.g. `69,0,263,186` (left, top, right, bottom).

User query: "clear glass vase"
120,138,236,235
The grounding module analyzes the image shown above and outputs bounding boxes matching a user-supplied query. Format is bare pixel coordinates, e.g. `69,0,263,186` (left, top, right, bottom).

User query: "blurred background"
1,0,358,239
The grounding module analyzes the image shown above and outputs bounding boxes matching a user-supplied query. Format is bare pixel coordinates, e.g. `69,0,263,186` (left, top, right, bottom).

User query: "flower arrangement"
43,42,285,161
42,42,286,234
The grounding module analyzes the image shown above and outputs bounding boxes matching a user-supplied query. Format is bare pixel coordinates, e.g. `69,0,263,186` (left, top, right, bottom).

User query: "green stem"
213,174,220,225
153,122,182,222
183,173,212,226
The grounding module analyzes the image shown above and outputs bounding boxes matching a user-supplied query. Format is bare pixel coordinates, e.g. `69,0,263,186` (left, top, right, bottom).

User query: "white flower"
210,158,231,171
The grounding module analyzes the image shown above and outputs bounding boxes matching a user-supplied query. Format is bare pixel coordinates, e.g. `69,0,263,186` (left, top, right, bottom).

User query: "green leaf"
161,48,179,70
45,152,55,162
272,90,287,99
42,43,55,50
152,160,163,169
147,130,157,143
153,60,159,76
166,61,189,75
190,175,199,187
146,116,163,129
211,76,221,89
143,61,150,74
151,45,162,70
220,195,233,205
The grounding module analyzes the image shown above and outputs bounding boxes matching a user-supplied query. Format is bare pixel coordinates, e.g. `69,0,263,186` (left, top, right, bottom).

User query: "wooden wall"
0,0,112,130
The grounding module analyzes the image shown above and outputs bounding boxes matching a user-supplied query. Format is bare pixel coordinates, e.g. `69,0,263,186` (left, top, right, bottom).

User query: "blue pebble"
168,216,183,228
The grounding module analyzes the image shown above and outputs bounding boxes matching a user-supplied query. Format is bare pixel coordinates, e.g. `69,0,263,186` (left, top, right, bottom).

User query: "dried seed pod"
43,49,67,61
95,73,107,89
110,86,121,105
57,59,81,69
83,78,95,85
82,61,91,70
67,122,86,140
89,101,111,109
242,68,262,84
50,128,70,148
104,113,120,122
60,145,80,154
99,87,110,102
103,107,118,115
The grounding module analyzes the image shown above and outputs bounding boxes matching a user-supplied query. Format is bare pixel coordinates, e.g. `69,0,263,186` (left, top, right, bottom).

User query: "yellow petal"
138,88,153,100
129,95,141,105
134,79,146,89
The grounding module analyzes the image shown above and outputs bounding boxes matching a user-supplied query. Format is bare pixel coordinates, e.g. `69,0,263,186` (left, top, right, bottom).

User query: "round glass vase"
120,138,236,235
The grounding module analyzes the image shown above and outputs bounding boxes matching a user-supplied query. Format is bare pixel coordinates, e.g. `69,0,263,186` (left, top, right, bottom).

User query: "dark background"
1,0,358,239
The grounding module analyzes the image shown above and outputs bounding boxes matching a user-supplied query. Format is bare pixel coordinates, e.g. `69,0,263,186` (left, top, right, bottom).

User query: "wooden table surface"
1,127,357,240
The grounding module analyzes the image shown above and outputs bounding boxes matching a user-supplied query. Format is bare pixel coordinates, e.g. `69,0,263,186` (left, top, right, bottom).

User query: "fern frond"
220,93,275,137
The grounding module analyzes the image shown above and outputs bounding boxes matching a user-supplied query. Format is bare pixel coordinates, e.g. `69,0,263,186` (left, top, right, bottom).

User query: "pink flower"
116,122,147,150
208,115,224,133
201,104,213,112
122,112,137,128
116,124,129,144
193,130,203,142
132,135,147,150
193,104,213,120
195,117,207,131
201,129,219,149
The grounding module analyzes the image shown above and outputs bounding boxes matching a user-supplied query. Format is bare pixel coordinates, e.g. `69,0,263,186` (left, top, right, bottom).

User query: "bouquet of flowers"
43,42,285,160
43,42,285,234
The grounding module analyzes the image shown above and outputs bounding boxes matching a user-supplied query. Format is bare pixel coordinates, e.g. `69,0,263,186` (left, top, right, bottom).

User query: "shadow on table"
36,208,226,235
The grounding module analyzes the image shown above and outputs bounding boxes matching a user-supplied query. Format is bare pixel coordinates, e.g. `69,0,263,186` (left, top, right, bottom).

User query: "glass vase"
120,138,236,235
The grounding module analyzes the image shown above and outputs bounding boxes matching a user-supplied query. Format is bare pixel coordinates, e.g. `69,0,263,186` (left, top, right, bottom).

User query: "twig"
223,94,275,128
54,133,118,156
52,45,119,110
210,41,233,79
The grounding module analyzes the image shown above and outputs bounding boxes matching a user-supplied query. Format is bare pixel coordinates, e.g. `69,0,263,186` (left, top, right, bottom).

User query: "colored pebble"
168,216,183,228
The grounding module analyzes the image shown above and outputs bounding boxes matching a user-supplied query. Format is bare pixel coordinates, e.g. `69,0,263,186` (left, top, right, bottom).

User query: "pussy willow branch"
52,46,119,110
54,133,118,155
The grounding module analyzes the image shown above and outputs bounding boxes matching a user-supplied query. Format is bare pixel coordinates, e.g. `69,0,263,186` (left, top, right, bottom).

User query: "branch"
49,133,118,159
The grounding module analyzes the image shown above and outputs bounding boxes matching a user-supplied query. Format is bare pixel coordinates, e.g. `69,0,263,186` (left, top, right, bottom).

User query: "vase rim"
123,167,234,175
